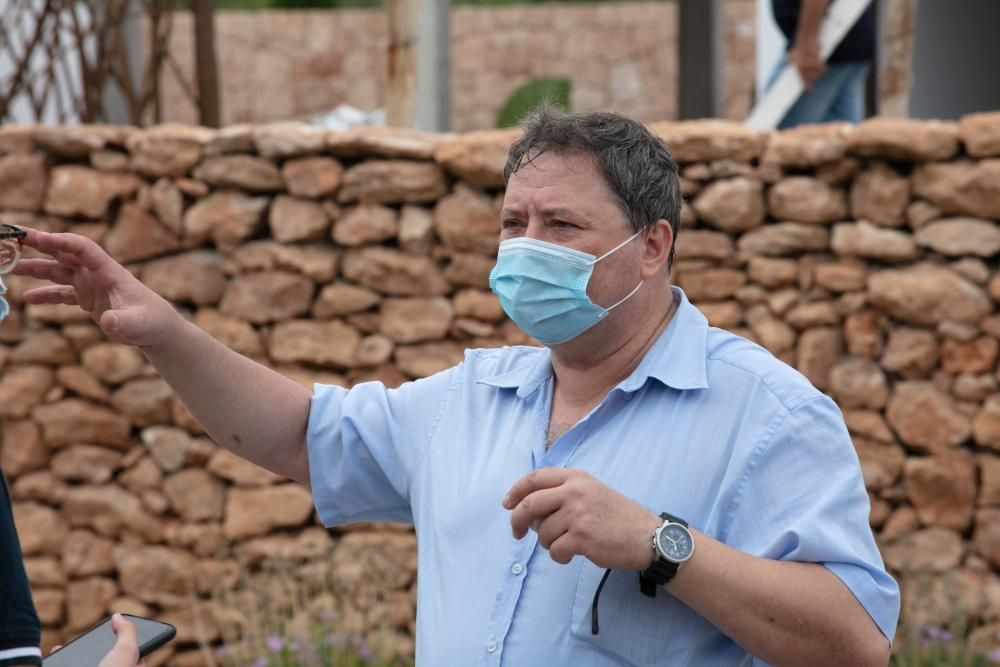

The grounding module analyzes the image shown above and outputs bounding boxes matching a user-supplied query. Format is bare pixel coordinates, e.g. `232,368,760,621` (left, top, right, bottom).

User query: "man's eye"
552,220,575,229
502,220,523,229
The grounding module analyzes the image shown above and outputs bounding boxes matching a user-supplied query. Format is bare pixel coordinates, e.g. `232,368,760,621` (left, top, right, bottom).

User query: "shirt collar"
478,286,709,398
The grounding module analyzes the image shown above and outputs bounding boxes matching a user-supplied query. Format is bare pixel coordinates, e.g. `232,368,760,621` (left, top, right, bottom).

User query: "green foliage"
496,78,571,128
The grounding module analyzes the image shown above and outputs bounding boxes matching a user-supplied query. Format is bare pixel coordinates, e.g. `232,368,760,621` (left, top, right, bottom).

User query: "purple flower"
919,625,953,644
266,634,284,653
988,646,1000,664
214,645,232,658
252,658,268,667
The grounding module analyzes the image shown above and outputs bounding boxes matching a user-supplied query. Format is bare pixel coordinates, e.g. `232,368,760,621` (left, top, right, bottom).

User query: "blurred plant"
496,77,571,128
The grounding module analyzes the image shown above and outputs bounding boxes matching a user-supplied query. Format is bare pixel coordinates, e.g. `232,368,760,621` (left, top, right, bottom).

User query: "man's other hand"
790,41,826,87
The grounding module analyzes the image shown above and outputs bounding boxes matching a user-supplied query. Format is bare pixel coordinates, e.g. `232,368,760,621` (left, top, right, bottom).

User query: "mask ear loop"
591,230,642,264
605,280,644,312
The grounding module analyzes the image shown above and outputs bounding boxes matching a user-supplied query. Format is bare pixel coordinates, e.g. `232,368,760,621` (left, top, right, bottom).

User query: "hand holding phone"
43,614,175,667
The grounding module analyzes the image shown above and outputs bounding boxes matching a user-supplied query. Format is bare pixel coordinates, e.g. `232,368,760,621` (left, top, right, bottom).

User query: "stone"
220,271,314,324
959,111,1000,157
853,437,905,490
141,251,226,306
676,268,746,302
202,124,255,156
761,123,849,167
914,218,1000,257
162,469,225,522
815,158,859,186
328,126,442,160
796,327,842,391
0,153,47,211
269,196,330,243
745,305,795,354
453,289,504,322
192,155,284,191
12,502,68,556
868,264,992,326
253,122,326,158
269,320,361,368
974,396,1000,450
66,577,118,631
974,509,1000,568
767,177,848,224
831,221,919,262
0,419,47,476
90,149,130,171
912,160,1000,219
183,191,269,251
881,327,938,379
380,297,453,344
697,301,742,329
433,184,501,255
828,358,887,409
61,529,115,577
953,373,998,402
886,381,971,453
906,200,941,230
849,163,910,227
342,248,449,296
844,410,895,444
118,456,164,494
33,588,64,626
785,301,839,329
650,121,766,163
950,258,991,285
399,205,435,255
846,118,959,161
905,453,976,531
737,223,829,256
312,283,380,319
207,448,282,486
104,203,181,264
281,156,344,198
339,160,448,205
43,166,139,219
333,204,398,246
690,177,765,232
24,557,66,587
675,230,734,261
62,484,161,541
149,178,184,234
33,399,131,449
126,124,210,177
434,128,520,188
141,426,194,473
395,341,464,378
980,455,1000,506
884,527,964,572
228,241,338,283
814,260,867,293
0,365,53,418
51,445,122,484
445,252,495,288
941,336,999,374
236,526,334,565
11,330,75,365
111,377,174,427
843,310,883,359
223,485,315,539
112,544,197,607
81,343,146,385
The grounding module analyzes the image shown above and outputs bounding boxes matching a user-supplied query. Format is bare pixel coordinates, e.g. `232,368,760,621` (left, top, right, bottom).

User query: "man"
770,0,877,128
16,109,898,665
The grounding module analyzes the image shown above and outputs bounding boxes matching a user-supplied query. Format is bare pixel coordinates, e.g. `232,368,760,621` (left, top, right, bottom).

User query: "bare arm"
790,0,830,86
16,229,312,482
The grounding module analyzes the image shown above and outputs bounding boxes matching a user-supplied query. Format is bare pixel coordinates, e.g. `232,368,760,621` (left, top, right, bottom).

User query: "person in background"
0,466,42,667
770,0,877,128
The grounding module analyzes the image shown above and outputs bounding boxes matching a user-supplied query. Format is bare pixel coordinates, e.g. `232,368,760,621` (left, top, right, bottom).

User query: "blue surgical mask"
489,232,643,345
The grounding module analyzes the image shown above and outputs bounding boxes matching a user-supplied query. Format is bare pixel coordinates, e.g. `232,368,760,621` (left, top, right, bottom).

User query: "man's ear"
640,219,673,279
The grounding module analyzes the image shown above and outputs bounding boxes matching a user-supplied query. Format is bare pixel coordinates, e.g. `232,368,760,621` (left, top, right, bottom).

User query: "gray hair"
503,106,682,271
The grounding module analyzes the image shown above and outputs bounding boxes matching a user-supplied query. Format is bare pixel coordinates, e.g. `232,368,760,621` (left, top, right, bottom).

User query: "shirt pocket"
570,560,685,665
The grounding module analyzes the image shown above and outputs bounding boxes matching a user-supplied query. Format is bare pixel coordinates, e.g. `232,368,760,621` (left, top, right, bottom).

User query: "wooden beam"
678,0,724,119
387,0,450,130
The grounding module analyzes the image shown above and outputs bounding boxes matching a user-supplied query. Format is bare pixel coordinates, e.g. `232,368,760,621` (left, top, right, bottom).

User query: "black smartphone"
43,614,176,667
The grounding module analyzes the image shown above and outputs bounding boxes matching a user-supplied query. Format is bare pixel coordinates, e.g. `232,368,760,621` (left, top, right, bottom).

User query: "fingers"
98,613,140,667
547,533,579,565
12,258,76,285
503,468,569,510
22,285,79,306
535,510,572,551
111,613,138,646
510,487,564,540
23,228,111,271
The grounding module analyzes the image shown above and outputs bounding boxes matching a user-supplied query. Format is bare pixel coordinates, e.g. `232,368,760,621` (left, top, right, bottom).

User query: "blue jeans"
767,54,870,129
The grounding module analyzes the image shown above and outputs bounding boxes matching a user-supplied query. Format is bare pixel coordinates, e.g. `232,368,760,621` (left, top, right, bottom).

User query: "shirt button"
487,641,498,653
511,563,523,575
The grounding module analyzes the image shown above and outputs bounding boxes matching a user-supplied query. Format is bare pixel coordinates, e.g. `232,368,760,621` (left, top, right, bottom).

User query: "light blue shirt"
307,287,899,666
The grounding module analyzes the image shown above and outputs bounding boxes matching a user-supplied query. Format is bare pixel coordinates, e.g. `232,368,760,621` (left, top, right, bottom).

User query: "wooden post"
678,0,724,119
387,0,450,131
387,0,418,127
192,0,221,127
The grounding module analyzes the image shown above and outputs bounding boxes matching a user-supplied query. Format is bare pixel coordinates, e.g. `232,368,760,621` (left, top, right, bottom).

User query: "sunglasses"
0,223,26,275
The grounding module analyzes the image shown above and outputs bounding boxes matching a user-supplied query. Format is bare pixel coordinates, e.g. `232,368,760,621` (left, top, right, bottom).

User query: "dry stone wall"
1,115,1000,663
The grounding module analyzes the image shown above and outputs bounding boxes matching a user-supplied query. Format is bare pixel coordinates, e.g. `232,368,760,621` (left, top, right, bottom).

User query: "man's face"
500,151,642,310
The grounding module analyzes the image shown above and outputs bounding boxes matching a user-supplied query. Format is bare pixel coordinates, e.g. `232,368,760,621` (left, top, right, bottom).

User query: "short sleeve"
721,394,900,643
306,366,459,526
0,474,42,666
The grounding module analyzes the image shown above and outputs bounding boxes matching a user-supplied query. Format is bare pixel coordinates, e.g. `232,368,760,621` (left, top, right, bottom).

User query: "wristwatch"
639,512,694,597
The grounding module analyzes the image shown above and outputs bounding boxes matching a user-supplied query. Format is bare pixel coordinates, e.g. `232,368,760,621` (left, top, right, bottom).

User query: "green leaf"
496,77,571,128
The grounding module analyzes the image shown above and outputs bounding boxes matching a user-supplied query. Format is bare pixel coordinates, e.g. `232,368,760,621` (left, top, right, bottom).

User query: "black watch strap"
639,512,689,598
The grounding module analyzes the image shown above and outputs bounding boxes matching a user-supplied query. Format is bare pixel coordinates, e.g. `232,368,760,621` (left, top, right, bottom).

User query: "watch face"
657,524,694,562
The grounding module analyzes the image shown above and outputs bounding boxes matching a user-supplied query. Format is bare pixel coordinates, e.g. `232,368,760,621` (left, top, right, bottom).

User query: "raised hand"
14,229,183,349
